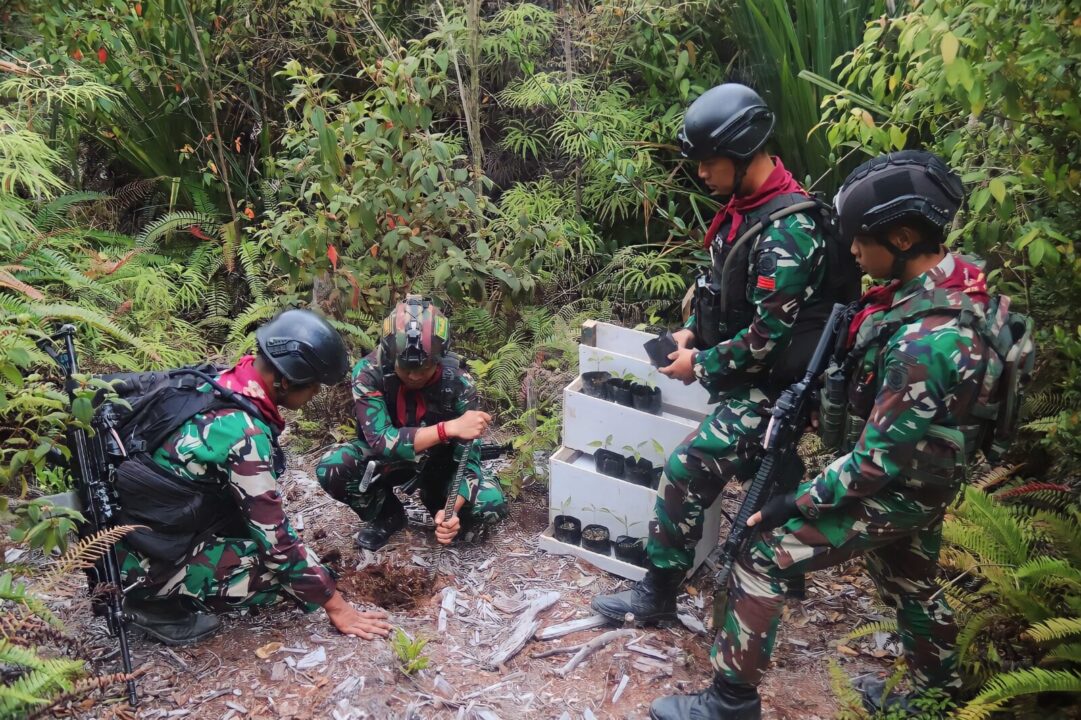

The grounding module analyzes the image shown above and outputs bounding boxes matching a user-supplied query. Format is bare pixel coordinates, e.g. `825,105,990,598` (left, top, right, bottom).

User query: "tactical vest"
819,288,1034,490
378,350,466,428
106,367,284,565
697,193,860,392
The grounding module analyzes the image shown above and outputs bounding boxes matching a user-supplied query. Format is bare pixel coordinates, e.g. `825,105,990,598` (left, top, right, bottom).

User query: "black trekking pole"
38,325,139,706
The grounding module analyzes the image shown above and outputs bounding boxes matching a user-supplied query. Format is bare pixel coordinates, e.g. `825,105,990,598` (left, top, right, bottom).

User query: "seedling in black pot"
606,377,633,406
553,515,582,545
643,331,679,369
630,382,662,415
581,370,611,399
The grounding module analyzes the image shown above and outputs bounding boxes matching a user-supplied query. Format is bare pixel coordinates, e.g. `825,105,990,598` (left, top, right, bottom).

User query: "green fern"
845,620,899,642
136,211,219,248
957,669,1081,720
1025,617,1081,644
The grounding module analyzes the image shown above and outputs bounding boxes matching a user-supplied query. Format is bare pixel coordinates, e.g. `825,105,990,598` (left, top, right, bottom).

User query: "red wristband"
436,421,449,443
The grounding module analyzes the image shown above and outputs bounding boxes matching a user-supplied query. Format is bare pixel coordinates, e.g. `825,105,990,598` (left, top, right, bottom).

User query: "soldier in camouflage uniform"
114,310,392,646
316,296,507,551
648,152,984,719
594,83,835,623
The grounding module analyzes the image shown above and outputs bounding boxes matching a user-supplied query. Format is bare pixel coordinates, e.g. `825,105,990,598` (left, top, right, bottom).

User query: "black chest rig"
379,351,465,428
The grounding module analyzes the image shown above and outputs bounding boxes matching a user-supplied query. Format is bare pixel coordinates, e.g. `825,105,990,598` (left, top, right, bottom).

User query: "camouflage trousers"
648,385,772,571
116,539,325,613
315,440,508,532
712,487,960,692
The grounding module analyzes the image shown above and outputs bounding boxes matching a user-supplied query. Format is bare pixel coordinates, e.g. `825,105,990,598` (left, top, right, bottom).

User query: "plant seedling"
391,627,430,676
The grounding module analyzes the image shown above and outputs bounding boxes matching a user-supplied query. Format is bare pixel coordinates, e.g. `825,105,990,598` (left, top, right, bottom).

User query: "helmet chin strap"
731,159,750,198
877,235,912,280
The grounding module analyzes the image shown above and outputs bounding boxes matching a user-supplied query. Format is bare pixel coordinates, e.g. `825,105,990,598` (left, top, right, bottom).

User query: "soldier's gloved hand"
447,410,492,440
324,591,392,640
747,493,798,531
433,509,461,545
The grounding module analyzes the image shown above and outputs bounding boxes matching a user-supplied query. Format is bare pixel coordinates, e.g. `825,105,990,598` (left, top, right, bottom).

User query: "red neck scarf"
703,158,806,248
394,364,443,427
847,254,990,347
216,355,286,433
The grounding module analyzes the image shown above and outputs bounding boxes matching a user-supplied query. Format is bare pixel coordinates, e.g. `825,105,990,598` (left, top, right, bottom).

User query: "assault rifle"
36,325,139,706
712,303,848,625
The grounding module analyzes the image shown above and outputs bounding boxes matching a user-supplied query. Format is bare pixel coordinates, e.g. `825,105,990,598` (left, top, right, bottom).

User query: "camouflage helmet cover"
381,295,450,370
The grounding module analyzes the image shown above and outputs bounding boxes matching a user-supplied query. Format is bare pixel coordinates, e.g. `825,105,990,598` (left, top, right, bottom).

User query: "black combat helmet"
834,150,964,245
255,308,350,385
677,83,775,161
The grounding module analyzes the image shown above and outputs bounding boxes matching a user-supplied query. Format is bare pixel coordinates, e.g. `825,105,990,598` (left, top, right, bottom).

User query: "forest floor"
41,453,899,720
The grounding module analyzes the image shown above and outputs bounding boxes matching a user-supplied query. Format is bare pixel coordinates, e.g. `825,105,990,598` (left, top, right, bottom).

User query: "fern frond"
24,671,138,720
1025,617,1081,644
957,669,1081,720
972,464,1022,491
1044,643,1081,665
34,192,107,232
995,482,1072,501
1014,557,1081,591
1022,392,1076,419
827,660,870,720
136,211,218,249
42,525,135,581
1031,509,1081,565
845,620,898,641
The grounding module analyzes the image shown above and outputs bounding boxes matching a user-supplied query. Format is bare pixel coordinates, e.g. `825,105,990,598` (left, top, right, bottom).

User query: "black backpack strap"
440,354,463,416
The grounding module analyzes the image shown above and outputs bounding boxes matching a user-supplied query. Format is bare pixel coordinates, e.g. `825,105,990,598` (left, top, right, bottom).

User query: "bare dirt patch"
338,562,438,609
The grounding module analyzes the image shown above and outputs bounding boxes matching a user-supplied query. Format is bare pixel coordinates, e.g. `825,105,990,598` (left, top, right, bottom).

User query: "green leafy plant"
390,627,430,676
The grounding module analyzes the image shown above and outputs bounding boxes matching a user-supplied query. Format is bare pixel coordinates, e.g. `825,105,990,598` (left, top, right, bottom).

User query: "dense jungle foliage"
0,0,1078,716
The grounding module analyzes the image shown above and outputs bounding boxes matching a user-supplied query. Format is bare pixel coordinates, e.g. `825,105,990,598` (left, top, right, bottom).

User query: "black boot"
591,567,682,624
356,494,407,551
856,676,955,717
125,597,221,647
650,676,761,720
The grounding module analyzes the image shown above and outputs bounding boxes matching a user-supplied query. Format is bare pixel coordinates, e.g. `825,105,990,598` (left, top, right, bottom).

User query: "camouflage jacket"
351,348,484,500
151,388,335,607
692,211,828,385
796,253,989,520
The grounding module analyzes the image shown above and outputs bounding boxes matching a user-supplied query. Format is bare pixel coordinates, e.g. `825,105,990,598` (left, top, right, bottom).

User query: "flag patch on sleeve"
756,275,776,291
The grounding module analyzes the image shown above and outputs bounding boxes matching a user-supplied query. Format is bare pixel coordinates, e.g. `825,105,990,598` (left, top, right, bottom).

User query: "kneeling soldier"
317,296,508,550
115,309,392,645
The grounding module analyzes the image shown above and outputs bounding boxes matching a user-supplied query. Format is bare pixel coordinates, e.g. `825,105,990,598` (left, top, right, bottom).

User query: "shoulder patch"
757,252,777,276
885,350,917,392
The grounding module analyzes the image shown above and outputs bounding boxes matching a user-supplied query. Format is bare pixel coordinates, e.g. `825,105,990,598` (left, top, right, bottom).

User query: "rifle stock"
712,304,848,626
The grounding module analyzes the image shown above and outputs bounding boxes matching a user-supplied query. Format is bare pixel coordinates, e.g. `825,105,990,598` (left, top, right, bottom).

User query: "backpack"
94,365,283,564
824,288,1036,471
94,364,277,457
970,295,1036,461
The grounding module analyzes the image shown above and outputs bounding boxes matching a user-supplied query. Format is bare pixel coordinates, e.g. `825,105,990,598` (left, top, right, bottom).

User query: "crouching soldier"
114,309,392,645
316,296,508,551
649,151,989,718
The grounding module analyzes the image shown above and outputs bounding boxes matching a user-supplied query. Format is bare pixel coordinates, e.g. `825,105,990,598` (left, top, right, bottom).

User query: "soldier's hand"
433,509,461,545
672,328,695,350
324,591,392,640
447,410,491,440
659,347,697,383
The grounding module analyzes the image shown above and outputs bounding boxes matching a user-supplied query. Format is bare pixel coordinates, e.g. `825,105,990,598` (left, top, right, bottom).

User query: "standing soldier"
316,296,508,551
593,83,846,623
114,309,392,645
650,151,985,718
